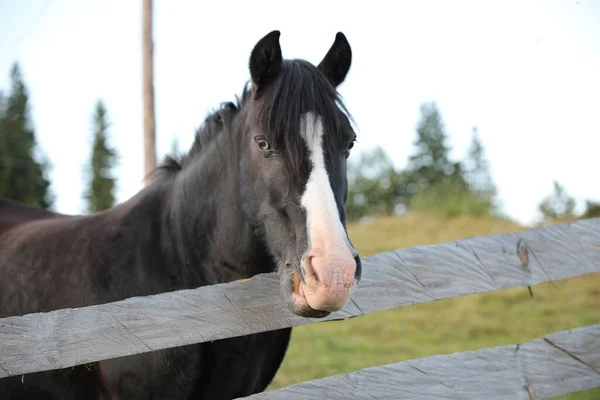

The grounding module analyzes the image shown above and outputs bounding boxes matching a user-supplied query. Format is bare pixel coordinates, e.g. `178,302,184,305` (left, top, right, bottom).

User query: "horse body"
0,30,359,399
0,119,291,399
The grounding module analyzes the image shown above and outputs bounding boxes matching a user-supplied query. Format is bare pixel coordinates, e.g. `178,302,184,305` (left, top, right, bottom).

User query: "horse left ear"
249,30,283,92
318,32,352,88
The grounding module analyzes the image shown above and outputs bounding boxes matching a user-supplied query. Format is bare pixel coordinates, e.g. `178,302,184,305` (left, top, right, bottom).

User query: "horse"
0,30,361,399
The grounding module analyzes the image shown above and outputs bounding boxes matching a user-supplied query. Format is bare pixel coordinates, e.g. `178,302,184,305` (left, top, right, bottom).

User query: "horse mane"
154,86,249,179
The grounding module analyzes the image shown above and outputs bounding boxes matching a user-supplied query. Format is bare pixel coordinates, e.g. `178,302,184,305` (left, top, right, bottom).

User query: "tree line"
346,101,600,222
0,62,117,213
0,62,598,221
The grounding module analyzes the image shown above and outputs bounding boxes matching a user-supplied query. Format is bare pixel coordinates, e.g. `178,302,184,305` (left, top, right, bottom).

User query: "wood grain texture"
242,324,600,400
1,218,599,377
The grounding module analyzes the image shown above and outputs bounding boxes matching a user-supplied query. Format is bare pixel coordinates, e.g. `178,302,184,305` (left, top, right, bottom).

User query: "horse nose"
300,244,356,312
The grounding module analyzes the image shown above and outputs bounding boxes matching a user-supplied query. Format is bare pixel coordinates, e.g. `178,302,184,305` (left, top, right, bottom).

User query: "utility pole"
142,0,156,184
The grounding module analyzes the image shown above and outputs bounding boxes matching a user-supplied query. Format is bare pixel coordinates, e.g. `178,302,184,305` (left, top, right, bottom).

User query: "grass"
267,213,600,399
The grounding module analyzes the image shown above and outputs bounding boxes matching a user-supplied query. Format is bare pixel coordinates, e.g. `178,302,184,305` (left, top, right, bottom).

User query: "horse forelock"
250,59,353,178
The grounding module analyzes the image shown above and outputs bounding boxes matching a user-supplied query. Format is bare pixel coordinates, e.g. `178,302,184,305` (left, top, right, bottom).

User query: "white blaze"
300,112,352,260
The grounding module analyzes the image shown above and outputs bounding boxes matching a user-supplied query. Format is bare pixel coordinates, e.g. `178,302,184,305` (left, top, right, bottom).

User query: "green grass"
268,213,600,399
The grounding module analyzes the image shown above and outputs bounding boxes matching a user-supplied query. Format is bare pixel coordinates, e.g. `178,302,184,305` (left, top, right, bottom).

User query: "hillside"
268,213,600,399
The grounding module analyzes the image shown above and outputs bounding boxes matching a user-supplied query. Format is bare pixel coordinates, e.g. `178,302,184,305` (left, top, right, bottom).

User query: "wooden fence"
1,217,599,399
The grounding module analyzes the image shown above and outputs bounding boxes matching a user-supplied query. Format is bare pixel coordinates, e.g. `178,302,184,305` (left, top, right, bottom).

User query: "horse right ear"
249,30,282,92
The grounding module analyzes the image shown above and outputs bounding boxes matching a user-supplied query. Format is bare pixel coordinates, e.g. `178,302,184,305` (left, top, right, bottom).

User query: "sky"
0,0,598,226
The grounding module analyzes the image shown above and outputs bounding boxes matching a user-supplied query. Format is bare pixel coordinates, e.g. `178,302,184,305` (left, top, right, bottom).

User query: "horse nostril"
310,259,321,284
354,255,362,282
302,256,321,284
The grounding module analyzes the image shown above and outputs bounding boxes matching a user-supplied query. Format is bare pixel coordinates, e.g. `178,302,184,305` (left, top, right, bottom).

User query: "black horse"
0,30,361,399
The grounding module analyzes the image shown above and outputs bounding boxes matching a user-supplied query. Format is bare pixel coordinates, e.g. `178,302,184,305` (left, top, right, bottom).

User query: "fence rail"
243,323,600,400
1,218,599,397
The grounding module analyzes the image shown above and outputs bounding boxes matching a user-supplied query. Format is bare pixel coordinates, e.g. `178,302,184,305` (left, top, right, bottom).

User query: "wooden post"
142,0,156,184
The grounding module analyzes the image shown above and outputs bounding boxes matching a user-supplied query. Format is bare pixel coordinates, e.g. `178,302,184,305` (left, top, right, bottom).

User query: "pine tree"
406,101,460,188
464,127,497,215
404,101,470,216
0,91,4,117
84,100,117,213
169,136,180,158
0,63,53,208
538,180,576,221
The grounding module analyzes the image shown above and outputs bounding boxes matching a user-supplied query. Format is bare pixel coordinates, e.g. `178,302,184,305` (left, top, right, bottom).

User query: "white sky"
0,0,598,225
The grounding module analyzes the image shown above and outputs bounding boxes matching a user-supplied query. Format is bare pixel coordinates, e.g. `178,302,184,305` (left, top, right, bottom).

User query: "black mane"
155,94,244,177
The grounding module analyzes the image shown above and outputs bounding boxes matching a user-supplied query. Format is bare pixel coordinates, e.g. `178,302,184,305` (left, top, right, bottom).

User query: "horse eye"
344,140,355,159
254,136,271,151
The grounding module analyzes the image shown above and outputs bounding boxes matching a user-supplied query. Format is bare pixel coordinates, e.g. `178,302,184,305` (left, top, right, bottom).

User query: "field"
268,213,600,399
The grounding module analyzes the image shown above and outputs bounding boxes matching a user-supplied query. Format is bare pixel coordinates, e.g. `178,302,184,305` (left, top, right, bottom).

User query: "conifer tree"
406,101,461,189
464,127,497,214
404,102,469,216
84,100,117,213
0,63,53,208
538,180,576,220
170,136,180,157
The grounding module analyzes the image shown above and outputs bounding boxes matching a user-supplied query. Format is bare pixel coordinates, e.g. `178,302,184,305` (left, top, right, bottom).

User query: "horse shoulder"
0,208,99,318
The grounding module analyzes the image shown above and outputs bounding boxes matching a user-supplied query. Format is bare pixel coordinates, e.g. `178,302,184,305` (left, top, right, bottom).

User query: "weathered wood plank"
1,218,599,377
243,324,600,400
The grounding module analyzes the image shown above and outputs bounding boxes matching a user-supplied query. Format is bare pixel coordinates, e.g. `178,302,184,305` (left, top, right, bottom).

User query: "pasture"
269,213,600,399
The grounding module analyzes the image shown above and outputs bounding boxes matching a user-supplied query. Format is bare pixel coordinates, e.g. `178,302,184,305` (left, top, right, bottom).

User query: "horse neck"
160,131,272,287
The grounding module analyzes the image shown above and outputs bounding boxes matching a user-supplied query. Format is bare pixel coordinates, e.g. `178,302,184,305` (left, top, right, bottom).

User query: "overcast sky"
0,0,598,225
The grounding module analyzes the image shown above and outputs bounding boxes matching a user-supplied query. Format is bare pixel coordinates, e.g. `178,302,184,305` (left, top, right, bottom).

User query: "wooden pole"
142,0,156,184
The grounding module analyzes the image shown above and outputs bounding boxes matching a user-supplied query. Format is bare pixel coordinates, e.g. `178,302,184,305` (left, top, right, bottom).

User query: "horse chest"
94,328,291,400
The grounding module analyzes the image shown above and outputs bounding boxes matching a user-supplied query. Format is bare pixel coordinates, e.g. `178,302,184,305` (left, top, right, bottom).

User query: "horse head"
239,31,361,318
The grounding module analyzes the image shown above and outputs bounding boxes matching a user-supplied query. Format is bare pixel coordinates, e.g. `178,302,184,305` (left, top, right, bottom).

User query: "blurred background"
0,1,598,398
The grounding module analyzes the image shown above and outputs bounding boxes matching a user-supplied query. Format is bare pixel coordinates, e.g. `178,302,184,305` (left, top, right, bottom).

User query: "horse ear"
318,32,352,88
249,30,283,91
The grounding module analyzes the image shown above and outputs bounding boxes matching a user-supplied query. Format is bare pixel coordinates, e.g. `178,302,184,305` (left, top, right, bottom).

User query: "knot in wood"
517,239,529,270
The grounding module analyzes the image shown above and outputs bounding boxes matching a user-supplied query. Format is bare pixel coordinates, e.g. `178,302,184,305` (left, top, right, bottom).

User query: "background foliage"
346,100,597,223
0,63,53,208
